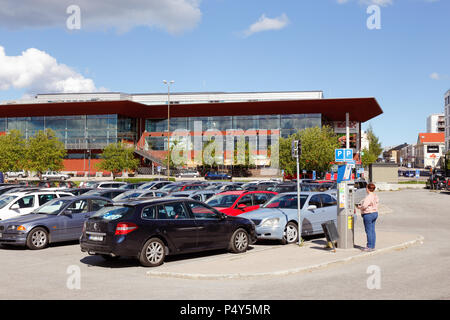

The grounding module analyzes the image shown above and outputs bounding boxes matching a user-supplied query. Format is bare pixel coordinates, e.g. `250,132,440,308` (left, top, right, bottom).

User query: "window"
141,206,157,220
189,202,221,219
15,195,34,208
90,199,110,211
158,203,189,220
237,195,253,207
253,193,272,205
319,194,337,207
38,194,57,206
308,195,322,208
67,200,88,214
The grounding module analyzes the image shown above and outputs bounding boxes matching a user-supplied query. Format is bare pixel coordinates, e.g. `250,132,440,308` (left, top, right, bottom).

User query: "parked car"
167,183,207,194
0,195,112,249
138,181,174,190
269,183,297,193
118,182,147,190
240,192,338,244
204,171,232,180
83,189,128,200
95,182,128,189
59,188,94,196
176,169,200,178
112,190,168,202
42,171,70,181
0,191,74,221
4,171,28,179
205,190,277,216
80,198,257,267
170,190,218,202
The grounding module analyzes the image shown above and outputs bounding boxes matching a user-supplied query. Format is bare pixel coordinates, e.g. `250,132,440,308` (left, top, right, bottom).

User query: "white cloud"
0,46,99,94
0,0,202,34
430,72,447,80
243,13,289,37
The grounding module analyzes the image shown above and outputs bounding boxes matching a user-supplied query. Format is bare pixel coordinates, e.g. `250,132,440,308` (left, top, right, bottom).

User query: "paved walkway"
147,231,424,280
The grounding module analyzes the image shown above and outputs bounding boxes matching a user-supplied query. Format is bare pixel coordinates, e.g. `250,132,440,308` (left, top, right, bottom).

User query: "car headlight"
7,225,26,231
261,218,280,227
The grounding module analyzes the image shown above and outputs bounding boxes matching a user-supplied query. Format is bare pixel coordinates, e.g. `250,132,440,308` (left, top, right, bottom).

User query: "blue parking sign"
335,148,353,162
335,149,345,162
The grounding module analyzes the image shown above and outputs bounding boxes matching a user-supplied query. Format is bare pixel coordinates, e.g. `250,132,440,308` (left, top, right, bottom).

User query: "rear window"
90,206,134,221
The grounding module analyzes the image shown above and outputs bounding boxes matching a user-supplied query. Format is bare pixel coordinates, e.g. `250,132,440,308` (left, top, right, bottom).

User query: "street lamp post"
163,80,174,179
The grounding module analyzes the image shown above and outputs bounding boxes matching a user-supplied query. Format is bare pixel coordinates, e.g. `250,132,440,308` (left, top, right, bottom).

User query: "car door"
317,194,338,231
60,199,90,240
302,194,324,234
10,195,36,217
154,202,199,253
187,201,230,249
231,194,253,216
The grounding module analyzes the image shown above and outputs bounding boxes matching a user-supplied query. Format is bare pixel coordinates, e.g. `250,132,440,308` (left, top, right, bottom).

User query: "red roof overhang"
0,97,382,122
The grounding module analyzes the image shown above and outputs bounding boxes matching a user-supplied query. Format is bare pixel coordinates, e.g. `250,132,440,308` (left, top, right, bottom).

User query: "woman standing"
357,183,379,252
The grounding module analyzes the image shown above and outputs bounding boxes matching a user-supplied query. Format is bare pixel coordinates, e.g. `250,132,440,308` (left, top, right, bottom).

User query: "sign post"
292,140,302,246
335,148,355,249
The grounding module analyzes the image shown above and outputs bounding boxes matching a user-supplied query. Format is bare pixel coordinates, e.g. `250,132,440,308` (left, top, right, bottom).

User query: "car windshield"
113,192,143,201
205,194,239,207
263,194,308,209
34,199,71,215
0,195,18,209
91,206,134,220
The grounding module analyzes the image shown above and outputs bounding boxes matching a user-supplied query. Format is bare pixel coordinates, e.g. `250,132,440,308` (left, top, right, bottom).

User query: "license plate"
89,235,103,241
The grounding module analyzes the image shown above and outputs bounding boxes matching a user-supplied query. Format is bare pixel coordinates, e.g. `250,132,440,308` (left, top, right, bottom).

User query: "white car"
95,182,128,189
0,191,73,221
42,171,70,181
176,170,200,178
4,171,28,179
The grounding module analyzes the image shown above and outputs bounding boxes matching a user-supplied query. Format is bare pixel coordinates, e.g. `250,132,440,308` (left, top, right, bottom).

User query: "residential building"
415,133,445,168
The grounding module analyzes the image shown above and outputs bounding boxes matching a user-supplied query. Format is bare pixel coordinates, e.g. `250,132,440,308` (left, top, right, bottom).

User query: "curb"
146,235,424,280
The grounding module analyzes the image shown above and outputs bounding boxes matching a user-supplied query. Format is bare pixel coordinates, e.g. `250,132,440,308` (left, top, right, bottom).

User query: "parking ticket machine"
337,180,356,249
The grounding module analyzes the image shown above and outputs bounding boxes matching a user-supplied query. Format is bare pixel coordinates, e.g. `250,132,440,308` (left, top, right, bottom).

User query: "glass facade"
0,115,138,150
145,114,322,150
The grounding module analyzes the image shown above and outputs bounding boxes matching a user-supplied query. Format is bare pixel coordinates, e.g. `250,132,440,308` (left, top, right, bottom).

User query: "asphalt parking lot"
1,188,449,300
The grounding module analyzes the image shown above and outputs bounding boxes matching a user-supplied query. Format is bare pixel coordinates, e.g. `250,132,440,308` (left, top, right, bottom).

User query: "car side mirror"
10,204,20,210
63,210,73,216
307,205,317,210
237,204,247,209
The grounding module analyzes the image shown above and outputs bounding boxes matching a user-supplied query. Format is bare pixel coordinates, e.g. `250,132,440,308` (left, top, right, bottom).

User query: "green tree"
361,125,383,167
279,126,340,175
24,129,67,179
0,130,26,172
97,142,139,178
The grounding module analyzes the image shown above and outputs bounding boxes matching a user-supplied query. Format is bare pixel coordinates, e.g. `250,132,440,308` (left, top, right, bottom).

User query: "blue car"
240,192,337,244
0,195,112,250
205,171,232,180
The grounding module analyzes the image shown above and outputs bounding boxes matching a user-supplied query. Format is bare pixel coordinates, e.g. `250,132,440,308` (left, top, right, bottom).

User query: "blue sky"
0,0,449,147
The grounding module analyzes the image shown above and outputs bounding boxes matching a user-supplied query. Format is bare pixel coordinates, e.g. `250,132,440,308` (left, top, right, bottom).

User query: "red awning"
0,97,382,122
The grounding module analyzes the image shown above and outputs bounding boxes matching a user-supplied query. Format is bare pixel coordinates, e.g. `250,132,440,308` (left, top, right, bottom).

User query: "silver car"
240,192,338,244
170,190,219,202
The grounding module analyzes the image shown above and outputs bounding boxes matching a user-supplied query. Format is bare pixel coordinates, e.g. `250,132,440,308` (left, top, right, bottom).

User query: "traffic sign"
335,148,353,162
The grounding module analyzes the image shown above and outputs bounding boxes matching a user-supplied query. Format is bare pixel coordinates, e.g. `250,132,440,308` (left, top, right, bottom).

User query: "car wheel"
229,228,249,253
139,238,166,267
281,222,298,245
18,174,23,178
26,227,49,250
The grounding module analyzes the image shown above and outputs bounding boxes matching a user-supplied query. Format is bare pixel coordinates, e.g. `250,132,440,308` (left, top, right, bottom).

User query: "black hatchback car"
80,198,257,267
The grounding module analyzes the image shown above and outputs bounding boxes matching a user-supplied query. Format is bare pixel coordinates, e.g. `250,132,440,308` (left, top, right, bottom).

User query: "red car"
205,190,277,216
